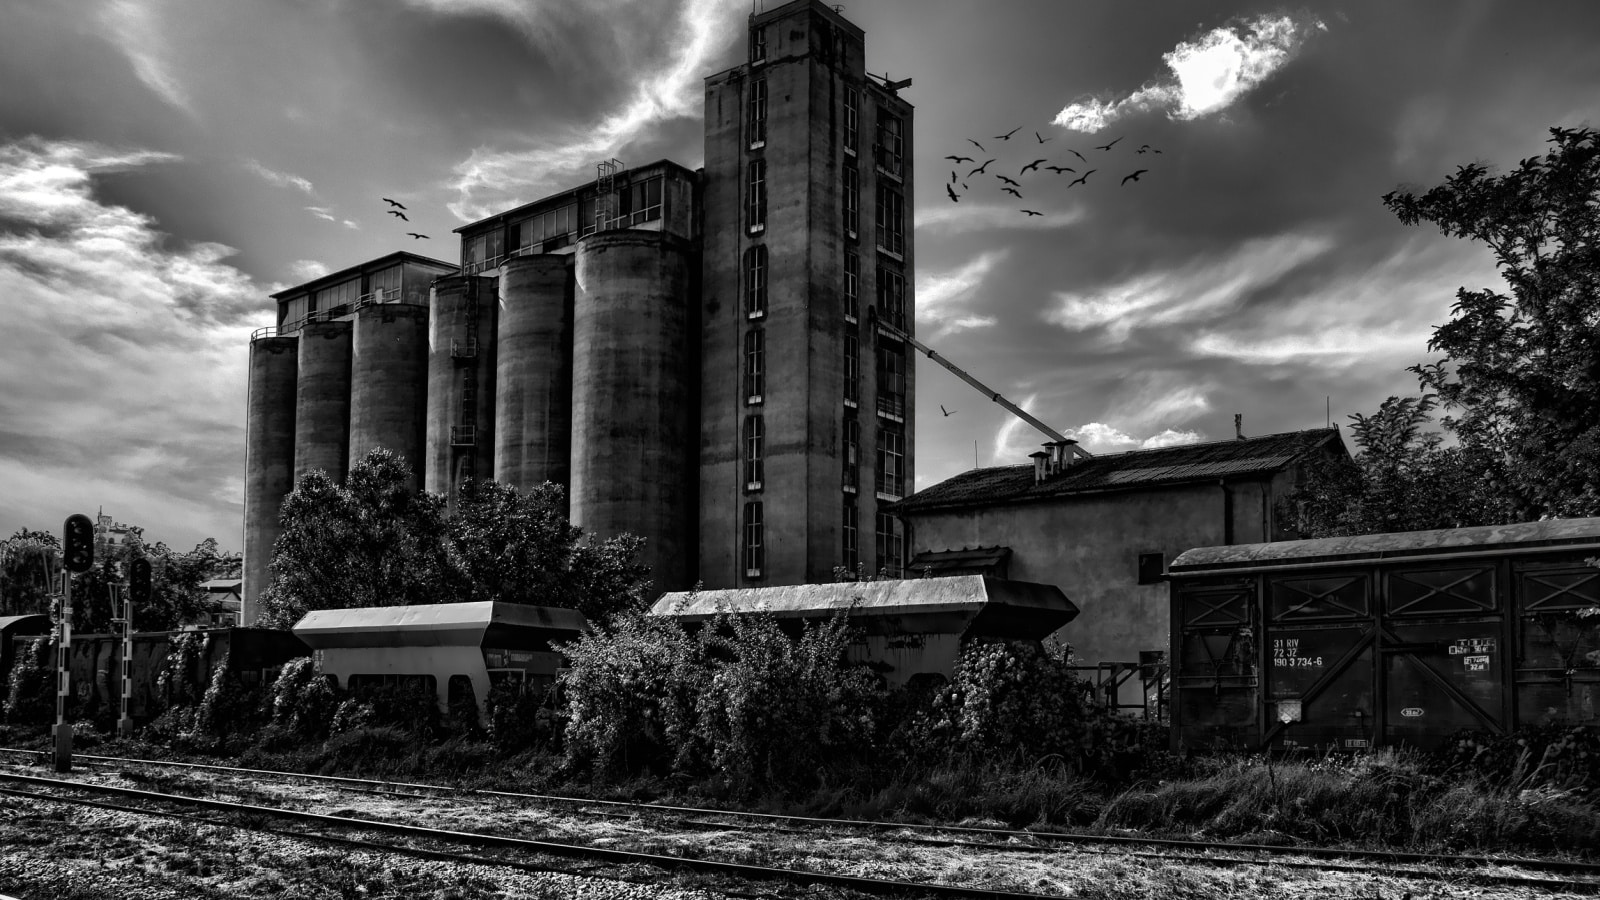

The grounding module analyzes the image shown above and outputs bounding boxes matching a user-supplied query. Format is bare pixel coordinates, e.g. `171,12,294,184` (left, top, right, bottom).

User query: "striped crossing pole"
119,592,134,737
56,514,94,773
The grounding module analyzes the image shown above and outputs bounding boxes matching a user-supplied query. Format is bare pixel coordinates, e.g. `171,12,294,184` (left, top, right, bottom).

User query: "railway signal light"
129,558,151,607
62,514,94,573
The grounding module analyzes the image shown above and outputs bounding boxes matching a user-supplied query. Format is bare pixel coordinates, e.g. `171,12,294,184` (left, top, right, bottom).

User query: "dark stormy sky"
1,0,1598,551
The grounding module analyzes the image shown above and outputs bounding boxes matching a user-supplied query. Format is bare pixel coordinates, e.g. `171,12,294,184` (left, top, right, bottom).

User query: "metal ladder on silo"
596,158,623,231
451,278,481,481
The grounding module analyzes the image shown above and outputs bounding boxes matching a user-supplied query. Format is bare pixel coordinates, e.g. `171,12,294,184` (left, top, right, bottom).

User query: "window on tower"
876,111,904,178
843,165,859,238
752,25,767,65
744,245,767,318
875,184,904,257
843,416,859,492
748,160,767,232
875,511,903,577
876,424,905,498
743,501,765,578
748,79,767,147
844,333,859,406
616,176,663,227
876,266,905,330
843,251,859,321
745,329,765,403
843,502,859,568
844,88,859,156
745,415,765,490
877,340,906,421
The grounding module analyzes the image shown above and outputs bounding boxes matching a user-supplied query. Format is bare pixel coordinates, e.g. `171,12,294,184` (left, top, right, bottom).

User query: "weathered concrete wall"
571,230,696,592
293,320,352,483
349,303,429,489
494,256,573,497
906,479,1280,670
244,335,298,624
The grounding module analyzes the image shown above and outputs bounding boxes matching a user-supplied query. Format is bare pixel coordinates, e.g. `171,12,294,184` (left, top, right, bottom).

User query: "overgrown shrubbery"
3,637,54,726
265,657,336,743
1435,721,1600,791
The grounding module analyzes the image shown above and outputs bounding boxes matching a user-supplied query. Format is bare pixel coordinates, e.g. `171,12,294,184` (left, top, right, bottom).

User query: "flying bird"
1066,148,1087,163
1045,165,1076,174
1035,131,1051,144
1137,144,1154,154
387,210,409,221
967,159,995,176
940,405,957,416
1002,187,1021,198
994,126,1021,141
1095,136,1124,151
946,184,960,202
1121,169,1149,185
1021,159,1047,174
996,174,1020,187
1020,209,1042,217
944,155,973,163
951,171,957,183
382,198,407,210
406,232,430,239
1068,170,1096,187
967,138,986,152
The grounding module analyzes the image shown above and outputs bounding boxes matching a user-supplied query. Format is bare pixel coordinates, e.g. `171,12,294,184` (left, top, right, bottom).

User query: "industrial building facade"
243,0,915,622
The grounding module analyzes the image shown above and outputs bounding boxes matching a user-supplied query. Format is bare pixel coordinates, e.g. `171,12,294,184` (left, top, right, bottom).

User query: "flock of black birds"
942,126,1160,215
383,197,429,240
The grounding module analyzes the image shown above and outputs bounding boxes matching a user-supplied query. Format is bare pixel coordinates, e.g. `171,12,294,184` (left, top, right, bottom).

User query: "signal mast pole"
56,513,94,773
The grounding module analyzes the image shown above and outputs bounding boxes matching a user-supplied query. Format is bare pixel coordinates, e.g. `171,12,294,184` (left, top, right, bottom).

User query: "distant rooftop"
896,428,1345,514
268,251,458,300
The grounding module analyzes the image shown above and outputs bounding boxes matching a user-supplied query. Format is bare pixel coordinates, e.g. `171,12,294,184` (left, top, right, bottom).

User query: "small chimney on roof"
1032,439,1082,482
1030,450,1050,484
1234,414,1246,441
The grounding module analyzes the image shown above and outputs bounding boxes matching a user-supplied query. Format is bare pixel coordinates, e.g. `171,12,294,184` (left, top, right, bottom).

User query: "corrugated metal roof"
907,546,1012,576
292,601,587,650
895,429,1342,513
651,575,1075,622
1169,516,1600,573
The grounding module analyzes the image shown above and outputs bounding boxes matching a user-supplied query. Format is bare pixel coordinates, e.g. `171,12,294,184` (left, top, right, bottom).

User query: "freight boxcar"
1168,518,1600,751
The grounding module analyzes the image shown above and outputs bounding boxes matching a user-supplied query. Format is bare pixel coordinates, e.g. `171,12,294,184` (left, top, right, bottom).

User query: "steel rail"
6,747,1599,882
0,771,1073,900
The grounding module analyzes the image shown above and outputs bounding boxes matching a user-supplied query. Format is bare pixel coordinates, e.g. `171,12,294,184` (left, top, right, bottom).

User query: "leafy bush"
265,657,337,742
561,612,708,778
1435,722,1600,792
693,609,881,792
192,652,266,740
155,632,210,713
3,637,54,725
485,681,554,750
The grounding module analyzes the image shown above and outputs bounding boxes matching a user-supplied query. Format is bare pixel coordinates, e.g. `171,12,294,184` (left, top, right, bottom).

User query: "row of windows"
277,266,401,330
744,502,904,578
461,177,665,274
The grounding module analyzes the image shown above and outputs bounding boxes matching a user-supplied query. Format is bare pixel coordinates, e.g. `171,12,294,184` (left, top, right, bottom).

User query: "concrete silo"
425,275,498,504
493,255,573,496
244,331,299,624
570,231,695,592
349,302,429,490
293,319,353,483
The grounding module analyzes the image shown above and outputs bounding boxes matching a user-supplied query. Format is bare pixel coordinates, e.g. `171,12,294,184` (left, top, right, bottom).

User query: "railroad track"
3,747,1599,895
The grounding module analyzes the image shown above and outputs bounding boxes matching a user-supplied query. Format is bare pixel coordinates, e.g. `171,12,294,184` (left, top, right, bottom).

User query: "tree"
69,534,224,633
1282,396,1514,538
448,479,652,623
0,529,59,617
257,449,459,629
1382,126,1600,520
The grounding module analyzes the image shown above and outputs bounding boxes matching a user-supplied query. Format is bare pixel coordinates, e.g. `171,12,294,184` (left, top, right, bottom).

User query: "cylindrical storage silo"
349,302,429,491
426,276,498,504
293,319,353,483
244,333,299,625
570,231,694,592
494,255,573,496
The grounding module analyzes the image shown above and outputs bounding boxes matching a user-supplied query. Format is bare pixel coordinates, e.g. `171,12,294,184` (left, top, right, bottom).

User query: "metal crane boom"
872,315,1087,453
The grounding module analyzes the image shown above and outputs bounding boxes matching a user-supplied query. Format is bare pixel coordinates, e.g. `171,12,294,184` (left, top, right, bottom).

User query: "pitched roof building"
894,428,1349,702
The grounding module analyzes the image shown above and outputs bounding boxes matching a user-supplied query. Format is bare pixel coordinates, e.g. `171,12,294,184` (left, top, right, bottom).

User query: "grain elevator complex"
244,0,917,622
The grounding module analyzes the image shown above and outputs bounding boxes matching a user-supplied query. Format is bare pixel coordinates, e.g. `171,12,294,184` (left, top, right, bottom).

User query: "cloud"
289,259,328,280
305,206,335,222
1053,12,1325,132
991,406,1205,465
446,0,745,220
243,159,315,195
991,392,1042,465
100,0,196,116
1045,232,1335,341
0,136,260,548
915,202,1085,234
342,220,359,230
916,250,1007,339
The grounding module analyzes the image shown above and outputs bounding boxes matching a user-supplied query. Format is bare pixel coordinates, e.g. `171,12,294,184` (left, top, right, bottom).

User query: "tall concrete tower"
701,0,916,587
